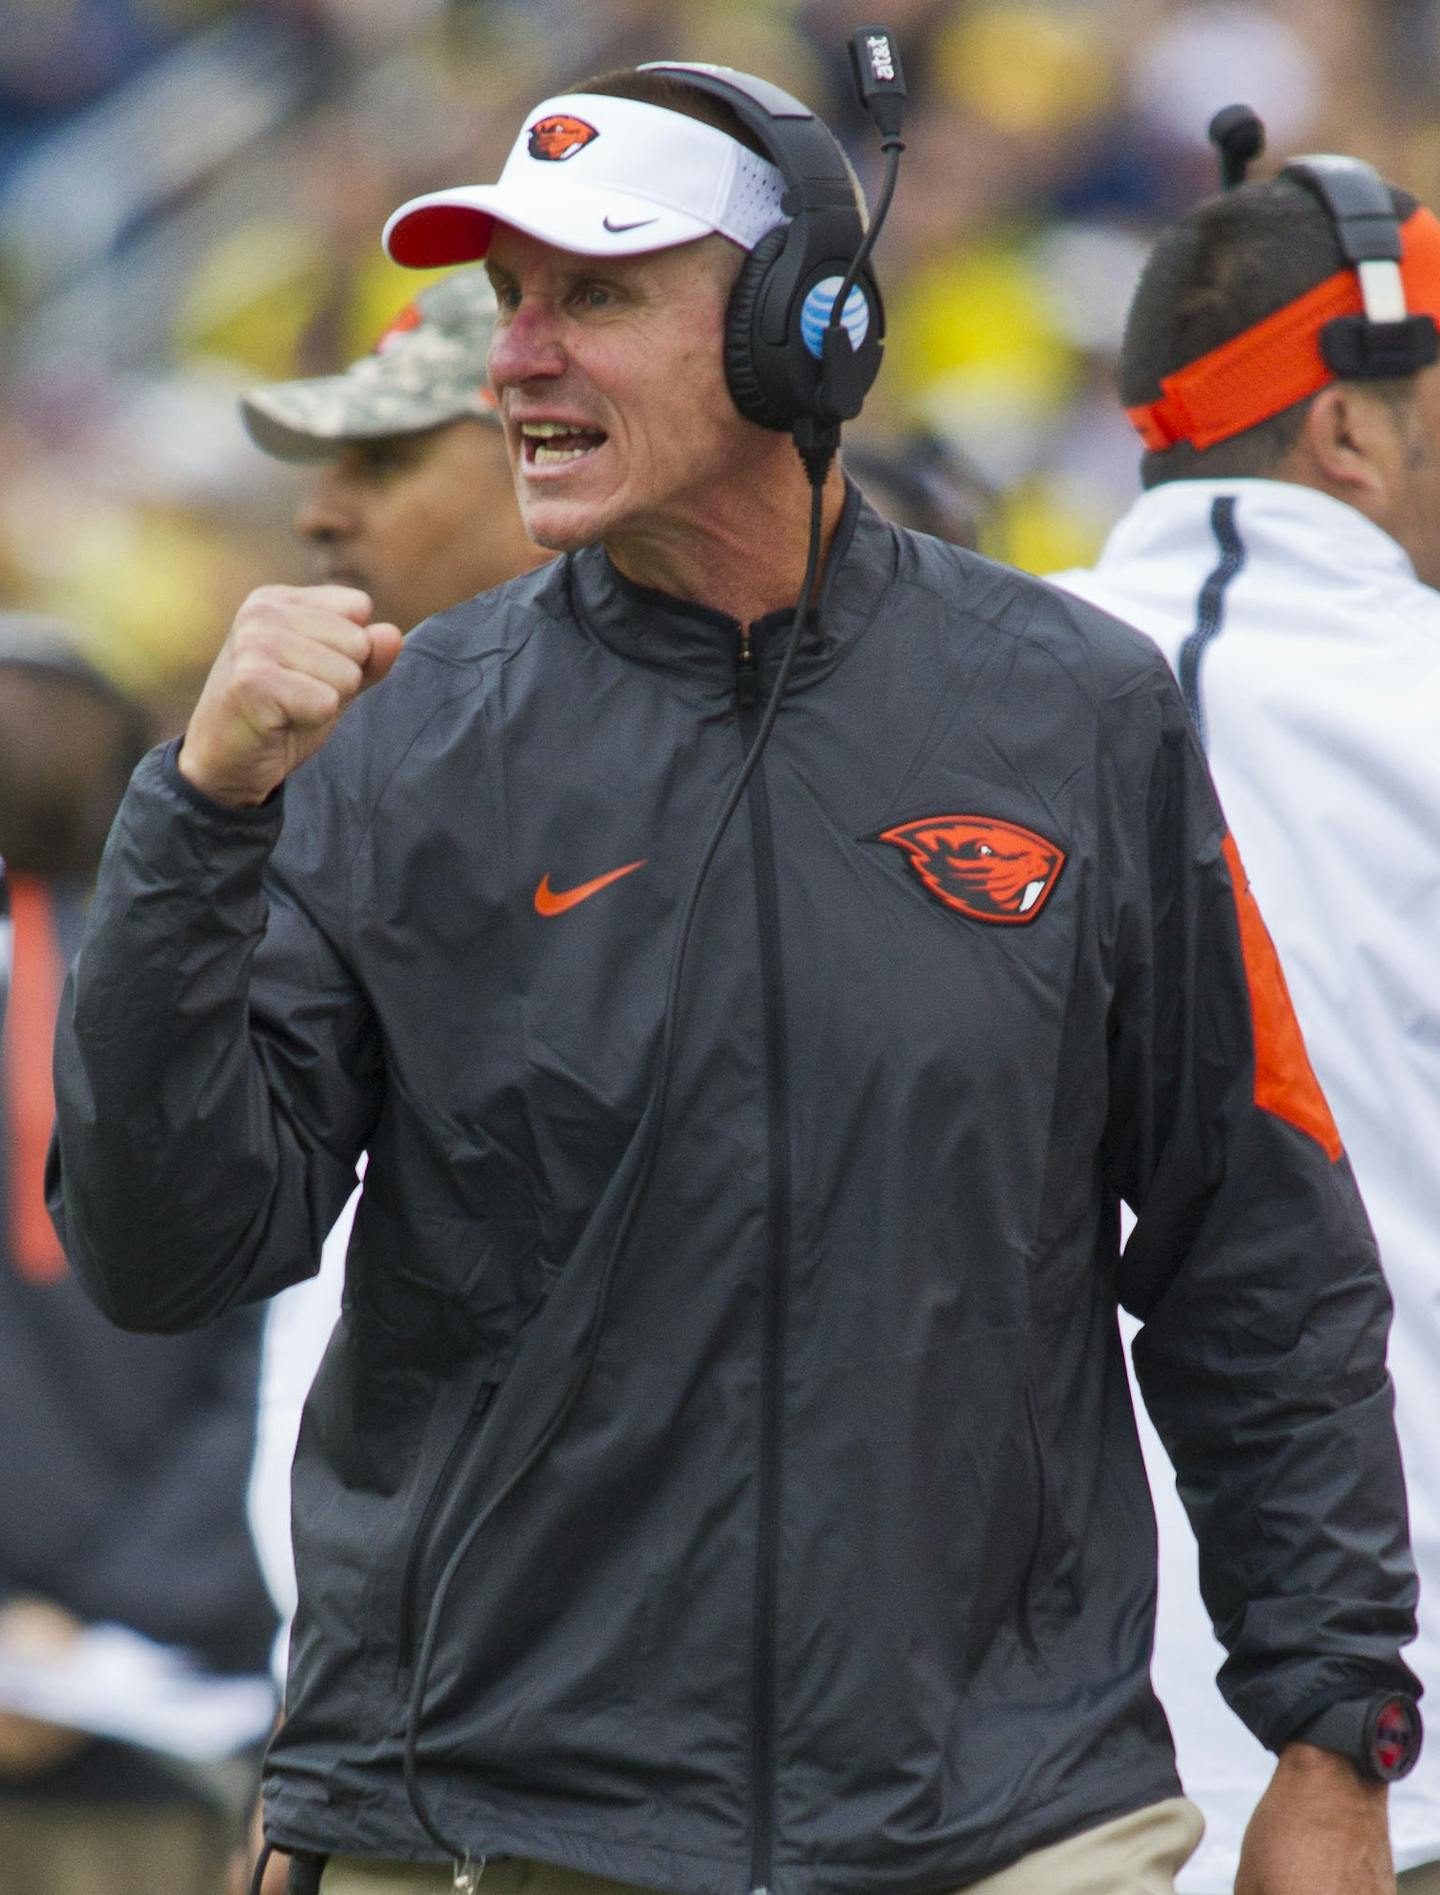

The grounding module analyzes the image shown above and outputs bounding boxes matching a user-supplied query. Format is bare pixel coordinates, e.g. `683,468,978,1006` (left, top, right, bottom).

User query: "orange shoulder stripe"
1220,833,1343,1163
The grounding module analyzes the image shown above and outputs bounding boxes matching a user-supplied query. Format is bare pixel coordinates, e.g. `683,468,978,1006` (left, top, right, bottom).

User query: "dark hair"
1121,173,1420,486
846,430,994,549
0,646,150,877
567,67,772,162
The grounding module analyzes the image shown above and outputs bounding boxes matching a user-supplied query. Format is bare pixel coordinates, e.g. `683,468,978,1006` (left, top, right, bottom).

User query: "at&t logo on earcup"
800,276,872,359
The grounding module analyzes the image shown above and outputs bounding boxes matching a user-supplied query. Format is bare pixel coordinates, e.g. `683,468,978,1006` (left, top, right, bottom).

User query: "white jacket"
1052,477,1440,1887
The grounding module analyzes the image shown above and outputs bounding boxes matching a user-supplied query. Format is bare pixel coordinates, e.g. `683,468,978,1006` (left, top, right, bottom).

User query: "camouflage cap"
240,268,501,463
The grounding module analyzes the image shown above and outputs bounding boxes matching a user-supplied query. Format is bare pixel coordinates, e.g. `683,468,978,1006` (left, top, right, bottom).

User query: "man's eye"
577,285,612,310
361,442,416,474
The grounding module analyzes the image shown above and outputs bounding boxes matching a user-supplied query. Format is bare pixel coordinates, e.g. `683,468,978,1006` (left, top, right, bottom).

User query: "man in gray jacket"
51,61,1419,1895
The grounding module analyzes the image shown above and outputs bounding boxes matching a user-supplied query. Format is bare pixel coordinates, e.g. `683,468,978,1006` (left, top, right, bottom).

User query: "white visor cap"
384,92,788,267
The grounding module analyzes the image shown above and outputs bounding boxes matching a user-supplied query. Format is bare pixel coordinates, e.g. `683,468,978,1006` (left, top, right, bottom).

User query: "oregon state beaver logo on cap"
528,115,599,162
876,814,1066,924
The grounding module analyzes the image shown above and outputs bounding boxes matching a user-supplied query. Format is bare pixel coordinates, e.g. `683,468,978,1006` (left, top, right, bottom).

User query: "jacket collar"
565,481,899,695
1095,477,1419,591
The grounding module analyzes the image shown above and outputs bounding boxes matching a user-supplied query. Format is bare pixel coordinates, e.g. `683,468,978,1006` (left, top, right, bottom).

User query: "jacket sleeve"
49,741,383,1333
1104,662,1419,1753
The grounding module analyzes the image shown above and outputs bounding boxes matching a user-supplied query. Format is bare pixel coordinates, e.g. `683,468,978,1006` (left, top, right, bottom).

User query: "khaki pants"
1399,1864,1440,1893
0,1803,234,1895
321,1797,1204,1895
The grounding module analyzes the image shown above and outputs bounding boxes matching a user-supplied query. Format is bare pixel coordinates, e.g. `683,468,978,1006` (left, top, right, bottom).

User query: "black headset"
639,50,899,442
1209,104,1438,381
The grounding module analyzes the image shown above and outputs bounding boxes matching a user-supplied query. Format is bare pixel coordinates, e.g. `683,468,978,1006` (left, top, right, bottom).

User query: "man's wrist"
1277,1741,1387,1786
170,737,283,817
176,736,274,809
1240,1745,1395,1895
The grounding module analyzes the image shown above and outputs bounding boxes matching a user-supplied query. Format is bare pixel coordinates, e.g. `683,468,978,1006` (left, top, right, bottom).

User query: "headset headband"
636,63,863,227
1129,202,1440,453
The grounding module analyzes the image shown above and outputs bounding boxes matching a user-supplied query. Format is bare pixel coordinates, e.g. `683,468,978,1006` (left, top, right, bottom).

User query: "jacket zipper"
737,623,789,1895
736,625,759,709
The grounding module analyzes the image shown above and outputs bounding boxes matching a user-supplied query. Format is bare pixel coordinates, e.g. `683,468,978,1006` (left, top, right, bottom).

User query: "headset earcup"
725,225,795,430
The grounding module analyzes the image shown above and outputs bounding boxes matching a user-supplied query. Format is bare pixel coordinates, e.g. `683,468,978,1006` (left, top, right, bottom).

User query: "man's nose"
293,465,358,545
487,298,567,389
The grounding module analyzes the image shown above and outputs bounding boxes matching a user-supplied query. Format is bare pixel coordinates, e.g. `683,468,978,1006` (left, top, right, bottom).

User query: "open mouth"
519,420,608,469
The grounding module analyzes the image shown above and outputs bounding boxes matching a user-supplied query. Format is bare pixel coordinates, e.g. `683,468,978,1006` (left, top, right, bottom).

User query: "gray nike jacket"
50,493,1418,1894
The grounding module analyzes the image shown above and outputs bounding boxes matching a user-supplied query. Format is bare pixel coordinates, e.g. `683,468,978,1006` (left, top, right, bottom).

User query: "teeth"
520,420,604,467
1021,879,1043,912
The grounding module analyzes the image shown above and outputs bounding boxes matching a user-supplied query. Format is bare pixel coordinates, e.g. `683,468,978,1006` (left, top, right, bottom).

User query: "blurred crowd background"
3,0,1440,732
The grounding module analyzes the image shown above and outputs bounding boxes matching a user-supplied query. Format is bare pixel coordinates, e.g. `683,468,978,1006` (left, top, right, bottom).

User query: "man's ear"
1295,382,1393,505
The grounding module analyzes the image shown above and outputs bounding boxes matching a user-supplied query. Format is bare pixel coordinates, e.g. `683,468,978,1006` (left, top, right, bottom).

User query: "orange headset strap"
1128,206,1440,453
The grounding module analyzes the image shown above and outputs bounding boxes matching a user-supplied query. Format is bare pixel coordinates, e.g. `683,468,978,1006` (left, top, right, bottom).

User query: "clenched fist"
179,585,403,808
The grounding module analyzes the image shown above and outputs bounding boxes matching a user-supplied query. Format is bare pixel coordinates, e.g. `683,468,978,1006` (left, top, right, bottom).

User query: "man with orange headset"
1052,141,1440,1892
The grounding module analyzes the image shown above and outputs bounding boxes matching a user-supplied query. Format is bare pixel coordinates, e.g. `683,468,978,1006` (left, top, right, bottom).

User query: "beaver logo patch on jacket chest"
876,815,1066,924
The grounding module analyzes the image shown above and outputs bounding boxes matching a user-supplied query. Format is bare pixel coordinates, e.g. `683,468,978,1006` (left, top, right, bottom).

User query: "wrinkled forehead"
484,223,738,288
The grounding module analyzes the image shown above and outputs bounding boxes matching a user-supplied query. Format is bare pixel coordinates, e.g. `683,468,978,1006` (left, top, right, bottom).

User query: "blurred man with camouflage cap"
236,275,548,1597
234,273,548,1895
241,269,546,633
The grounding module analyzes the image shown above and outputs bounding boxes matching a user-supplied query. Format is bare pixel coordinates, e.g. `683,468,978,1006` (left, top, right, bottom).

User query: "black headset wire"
795,138,903,485
827,140,903,394
401,59,905,1873
247,1841,275,1895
